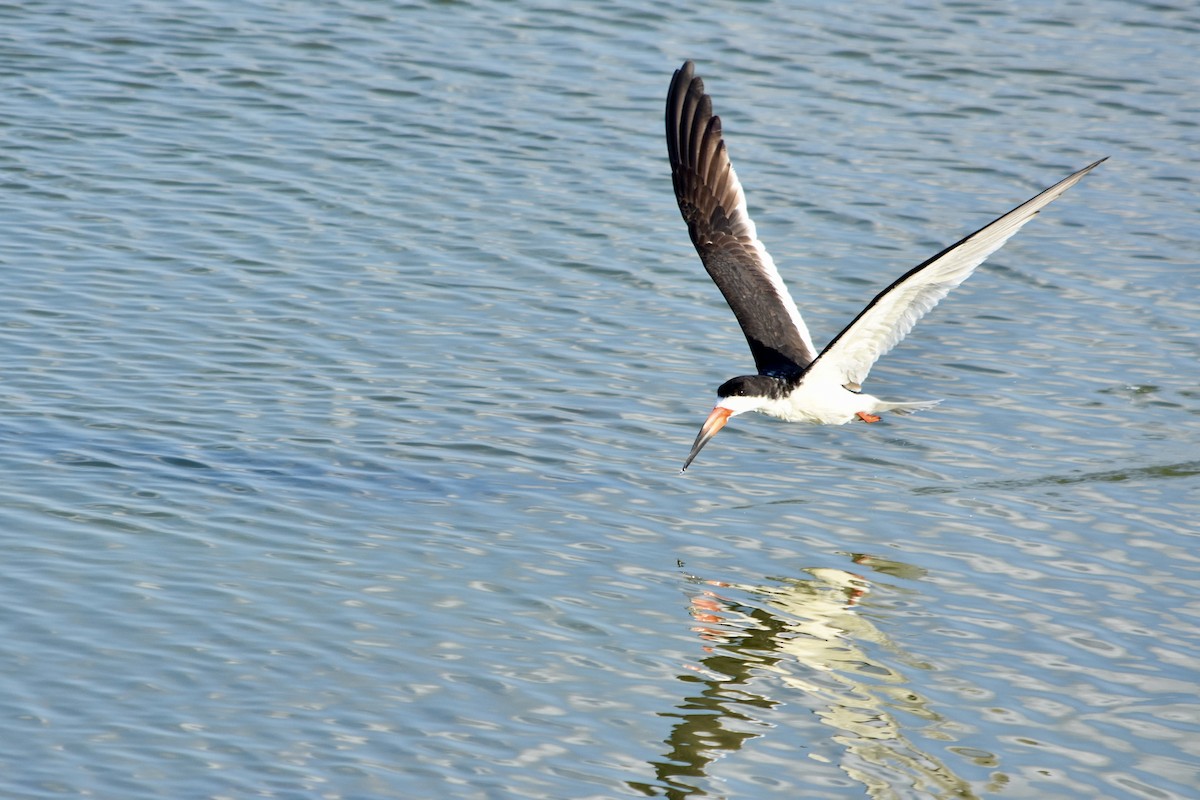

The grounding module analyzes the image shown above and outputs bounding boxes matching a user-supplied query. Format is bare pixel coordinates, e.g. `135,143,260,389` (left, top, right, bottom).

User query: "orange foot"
856,411,881,423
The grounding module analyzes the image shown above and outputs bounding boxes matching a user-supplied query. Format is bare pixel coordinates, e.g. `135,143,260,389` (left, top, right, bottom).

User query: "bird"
666,61,1105,471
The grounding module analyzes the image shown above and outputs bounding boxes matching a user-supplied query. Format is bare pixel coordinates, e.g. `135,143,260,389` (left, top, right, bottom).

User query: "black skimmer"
667,60,1105,471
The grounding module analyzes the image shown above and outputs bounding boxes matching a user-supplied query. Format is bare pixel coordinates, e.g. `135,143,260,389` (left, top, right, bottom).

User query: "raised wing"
805,158,1107,391
667,61,817,376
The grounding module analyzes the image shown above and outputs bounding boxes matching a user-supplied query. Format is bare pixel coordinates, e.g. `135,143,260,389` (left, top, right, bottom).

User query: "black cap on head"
716,374,785,400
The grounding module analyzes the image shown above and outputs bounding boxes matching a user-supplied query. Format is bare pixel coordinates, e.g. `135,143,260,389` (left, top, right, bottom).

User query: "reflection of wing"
760,570,979,796
806,158,1107,391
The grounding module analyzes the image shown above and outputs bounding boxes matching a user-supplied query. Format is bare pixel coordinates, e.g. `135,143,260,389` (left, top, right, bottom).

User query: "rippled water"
1,1,1197,798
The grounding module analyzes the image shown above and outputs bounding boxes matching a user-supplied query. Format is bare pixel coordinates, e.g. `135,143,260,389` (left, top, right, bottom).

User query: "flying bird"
666,60,1105,471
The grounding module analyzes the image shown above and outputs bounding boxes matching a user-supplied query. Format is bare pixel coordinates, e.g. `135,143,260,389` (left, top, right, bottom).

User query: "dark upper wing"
666,61,817,376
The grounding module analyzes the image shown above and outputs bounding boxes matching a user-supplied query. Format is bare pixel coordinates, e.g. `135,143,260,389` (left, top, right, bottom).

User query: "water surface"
1,1,1197,798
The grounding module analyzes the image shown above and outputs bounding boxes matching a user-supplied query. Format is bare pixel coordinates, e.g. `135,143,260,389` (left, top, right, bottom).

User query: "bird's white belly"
757,380,875,425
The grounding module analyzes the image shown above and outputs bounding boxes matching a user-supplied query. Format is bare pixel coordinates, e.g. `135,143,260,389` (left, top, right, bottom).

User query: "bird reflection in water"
629,557,1005,798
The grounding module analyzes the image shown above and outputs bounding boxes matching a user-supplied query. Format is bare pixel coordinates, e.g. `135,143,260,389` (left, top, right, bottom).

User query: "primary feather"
666,61,817,375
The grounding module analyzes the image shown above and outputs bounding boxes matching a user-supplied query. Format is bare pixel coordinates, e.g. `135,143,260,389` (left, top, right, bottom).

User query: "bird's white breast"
757,380,875,425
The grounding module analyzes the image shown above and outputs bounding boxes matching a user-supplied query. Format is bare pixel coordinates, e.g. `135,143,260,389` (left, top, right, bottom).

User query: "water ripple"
0,0,1197,798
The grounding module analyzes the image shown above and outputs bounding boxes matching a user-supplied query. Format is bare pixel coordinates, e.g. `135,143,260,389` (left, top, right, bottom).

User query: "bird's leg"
856,411,881,423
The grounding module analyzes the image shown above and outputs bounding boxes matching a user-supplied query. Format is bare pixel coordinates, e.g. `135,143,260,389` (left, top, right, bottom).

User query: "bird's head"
681,375,781,471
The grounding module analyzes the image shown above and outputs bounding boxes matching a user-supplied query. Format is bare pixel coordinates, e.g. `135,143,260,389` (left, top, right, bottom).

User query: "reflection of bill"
630,558,1004,799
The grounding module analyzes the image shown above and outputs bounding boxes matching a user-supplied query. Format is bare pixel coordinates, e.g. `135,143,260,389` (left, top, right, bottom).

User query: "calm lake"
1,1,1197,798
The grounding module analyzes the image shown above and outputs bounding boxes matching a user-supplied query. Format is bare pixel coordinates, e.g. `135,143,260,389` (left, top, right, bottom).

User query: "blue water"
1,1,1197,798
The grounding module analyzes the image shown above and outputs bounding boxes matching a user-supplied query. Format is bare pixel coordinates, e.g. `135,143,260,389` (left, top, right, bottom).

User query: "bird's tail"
878,399,942,416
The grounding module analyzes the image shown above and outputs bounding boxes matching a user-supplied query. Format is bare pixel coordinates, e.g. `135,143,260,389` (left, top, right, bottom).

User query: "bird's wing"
667,61,818,376
804,158,1106,391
